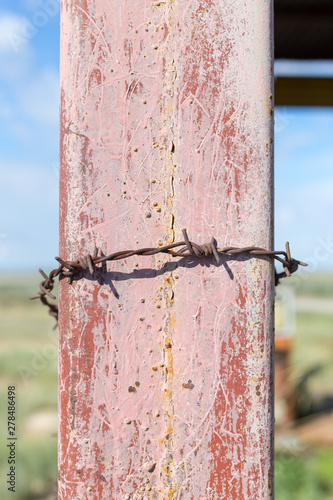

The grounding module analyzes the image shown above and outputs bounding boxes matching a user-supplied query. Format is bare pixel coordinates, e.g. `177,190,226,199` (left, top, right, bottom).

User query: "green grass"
275,448,333,500
293,312,333,401
1,436,57,499
284,272,333,297
0,274,58,500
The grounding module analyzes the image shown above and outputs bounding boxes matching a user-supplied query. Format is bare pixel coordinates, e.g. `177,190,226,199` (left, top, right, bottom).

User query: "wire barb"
30,230,307,327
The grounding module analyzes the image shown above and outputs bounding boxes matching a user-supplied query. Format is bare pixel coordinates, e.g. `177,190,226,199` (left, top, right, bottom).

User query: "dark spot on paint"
148,463,156,473
135,381,141,387
182,380,194,390
128,386,137,393
95,470,107,483
268,466,273,492
70,389,77,430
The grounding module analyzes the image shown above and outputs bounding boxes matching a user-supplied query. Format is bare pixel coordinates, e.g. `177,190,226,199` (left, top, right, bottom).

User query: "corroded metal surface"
59,0,274,498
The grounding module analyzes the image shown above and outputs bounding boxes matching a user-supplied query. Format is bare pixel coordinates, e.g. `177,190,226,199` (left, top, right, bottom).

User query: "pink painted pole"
59,1,274,498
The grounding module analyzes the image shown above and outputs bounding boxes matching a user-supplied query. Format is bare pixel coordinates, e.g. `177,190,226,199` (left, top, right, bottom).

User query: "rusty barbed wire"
30,229,307,327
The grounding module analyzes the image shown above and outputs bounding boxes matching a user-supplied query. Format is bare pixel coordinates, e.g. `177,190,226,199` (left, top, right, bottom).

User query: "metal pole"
59,1,274,498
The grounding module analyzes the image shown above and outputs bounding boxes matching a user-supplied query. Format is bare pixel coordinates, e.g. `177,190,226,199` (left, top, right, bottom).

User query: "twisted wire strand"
30,229,307,327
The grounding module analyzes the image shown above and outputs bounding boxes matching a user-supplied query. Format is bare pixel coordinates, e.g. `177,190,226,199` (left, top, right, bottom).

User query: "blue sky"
274,107,333,272
0,2,333,273
0,0,60,273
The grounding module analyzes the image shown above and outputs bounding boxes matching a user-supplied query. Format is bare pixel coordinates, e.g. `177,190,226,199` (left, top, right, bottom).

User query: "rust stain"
182,380,194,390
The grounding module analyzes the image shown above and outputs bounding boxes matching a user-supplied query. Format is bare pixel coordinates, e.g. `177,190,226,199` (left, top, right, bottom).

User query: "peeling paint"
59,0,274,498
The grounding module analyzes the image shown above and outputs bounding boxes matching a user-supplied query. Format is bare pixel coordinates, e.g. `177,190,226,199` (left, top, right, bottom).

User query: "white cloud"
0,49,32,81
0,12,33,81
0,22,58,135
277,178,333,228
0,13,59,129
293,178,333,215
0,88,13,119
0,158,58,206
276,207,296,228
20,68,59,127
275,176,333,269
0,13,26,53
0,158,59,270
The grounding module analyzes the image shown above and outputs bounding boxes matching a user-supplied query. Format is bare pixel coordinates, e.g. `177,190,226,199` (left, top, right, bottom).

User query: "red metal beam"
59,1,274,498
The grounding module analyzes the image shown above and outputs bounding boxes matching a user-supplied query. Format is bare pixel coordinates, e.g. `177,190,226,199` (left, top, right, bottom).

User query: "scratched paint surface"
59,0,274,498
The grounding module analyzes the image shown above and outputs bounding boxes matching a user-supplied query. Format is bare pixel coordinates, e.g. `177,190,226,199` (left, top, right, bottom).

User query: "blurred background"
0,0,333,498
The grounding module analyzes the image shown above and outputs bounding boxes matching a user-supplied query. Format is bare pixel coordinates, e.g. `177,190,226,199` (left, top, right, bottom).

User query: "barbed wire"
30,229,307,327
